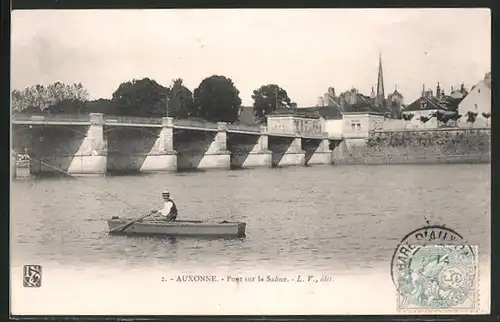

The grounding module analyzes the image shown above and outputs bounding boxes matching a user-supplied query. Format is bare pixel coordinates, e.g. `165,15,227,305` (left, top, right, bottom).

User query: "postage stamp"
391,225,479,312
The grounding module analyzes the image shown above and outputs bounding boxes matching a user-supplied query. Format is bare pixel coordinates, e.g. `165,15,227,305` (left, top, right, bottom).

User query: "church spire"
376,52,385,106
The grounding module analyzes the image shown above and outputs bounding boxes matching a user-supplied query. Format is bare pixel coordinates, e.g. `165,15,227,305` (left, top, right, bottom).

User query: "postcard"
10,8,491,316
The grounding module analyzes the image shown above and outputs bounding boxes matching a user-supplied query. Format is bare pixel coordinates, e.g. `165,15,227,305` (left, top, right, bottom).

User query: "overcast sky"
11,8,491,107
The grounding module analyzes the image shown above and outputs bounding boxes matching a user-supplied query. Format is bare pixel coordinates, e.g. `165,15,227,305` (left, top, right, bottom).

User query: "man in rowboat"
149,191,178,221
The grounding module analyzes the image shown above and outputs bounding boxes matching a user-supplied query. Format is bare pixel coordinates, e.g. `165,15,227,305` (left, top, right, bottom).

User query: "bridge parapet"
267,129,329,139
173,118,218,130
226,123,261,133
13,113,91,123
13,113,335,140
298,131,324,139
104,115,163,125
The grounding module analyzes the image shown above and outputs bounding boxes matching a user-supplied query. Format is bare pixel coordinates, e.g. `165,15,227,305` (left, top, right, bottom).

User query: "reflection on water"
11,164,490,272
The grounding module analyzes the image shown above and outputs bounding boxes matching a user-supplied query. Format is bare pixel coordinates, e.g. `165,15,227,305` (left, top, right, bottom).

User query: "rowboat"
107,217,247,238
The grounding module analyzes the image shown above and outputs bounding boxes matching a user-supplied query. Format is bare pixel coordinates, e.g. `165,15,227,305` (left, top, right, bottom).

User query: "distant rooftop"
298,105,343,120
403,96,452,112
269,108,321,119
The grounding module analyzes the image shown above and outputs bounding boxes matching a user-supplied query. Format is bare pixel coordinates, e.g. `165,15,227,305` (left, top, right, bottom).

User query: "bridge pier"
304,135,333,166
197,122,231,170
331,139,349,164
30,113,107,176
269,136,305,167
229,126,272,169
175,122,231,171
137,117,177,172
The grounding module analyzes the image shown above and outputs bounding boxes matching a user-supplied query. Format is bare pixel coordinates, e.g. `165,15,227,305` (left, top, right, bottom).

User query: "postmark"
390,225,478,312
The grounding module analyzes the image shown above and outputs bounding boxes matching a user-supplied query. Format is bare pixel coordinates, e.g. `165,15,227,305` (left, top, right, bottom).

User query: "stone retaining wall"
334,128,491,165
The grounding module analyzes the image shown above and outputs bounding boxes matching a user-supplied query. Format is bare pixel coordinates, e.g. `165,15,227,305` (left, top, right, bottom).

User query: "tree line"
402,110,490,128
12,76,297,124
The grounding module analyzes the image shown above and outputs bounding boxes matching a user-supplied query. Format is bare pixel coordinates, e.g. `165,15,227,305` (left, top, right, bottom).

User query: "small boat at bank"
107,217,247,238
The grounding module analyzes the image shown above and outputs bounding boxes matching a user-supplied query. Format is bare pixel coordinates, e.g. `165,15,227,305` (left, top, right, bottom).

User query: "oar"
109,211,155,234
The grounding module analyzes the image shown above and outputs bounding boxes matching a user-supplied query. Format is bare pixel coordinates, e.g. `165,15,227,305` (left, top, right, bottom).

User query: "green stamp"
391,226,478,312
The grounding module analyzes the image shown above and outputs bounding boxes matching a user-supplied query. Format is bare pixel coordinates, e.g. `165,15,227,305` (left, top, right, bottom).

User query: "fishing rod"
17,158,236,223
18,157,147,216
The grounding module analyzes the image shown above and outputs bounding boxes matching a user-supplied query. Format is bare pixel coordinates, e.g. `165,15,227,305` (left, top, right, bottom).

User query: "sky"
11,8,491,107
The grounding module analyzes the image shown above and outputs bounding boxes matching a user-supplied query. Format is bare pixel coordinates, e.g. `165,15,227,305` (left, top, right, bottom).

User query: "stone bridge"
12,113,342,176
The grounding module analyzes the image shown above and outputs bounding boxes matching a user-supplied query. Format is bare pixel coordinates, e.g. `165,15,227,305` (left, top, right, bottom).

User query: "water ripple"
11,164,490,271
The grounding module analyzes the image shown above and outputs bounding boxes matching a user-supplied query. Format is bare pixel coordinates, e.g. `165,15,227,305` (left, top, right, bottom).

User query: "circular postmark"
390,225,477,309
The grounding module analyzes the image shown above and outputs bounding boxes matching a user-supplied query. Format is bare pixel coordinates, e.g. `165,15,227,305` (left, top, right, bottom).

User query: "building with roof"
449,84,469,100
457,72,491,128
300,53,399,137
266,108,323,137
401,82,465,129
293,105,344,138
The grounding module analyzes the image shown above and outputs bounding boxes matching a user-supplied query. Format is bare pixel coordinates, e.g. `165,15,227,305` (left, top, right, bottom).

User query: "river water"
11,164,491,315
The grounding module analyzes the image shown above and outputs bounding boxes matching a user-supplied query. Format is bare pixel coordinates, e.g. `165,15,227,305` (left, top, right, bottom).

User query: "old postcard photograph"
10,8,491,316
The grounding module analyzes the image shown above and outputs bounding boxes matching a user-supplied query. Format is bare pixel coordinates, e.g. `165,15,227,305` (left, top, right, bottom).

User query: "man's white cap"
162,190,170,195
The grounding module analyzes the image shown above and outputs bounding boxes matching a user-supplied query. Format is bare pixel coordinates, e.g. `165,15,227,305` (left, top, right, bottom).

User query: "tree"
402,113,414,128
466,111,478,128
482,112,491,127
431,110,450,127
193,75,242,123
449,112,462,122
419,115,431,128
251,84,295,124
111,78,169,117
12,82,89,114
168,78,195,118
82,99,118,115
47,99,87,114
402,113,414,121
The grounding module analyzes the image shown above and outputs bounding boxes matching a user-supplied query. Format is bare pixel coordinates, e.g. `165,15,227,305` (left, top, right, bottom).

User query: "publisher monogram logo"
23,265,42,287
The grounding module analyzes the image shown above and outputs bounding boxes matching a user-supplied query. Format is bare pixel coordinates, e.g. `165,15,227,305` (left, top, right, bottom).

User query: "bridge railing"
12,114,91,122
226,123,261,133
268,129,326,138
173,119,218,130
297,131,324,139
104,115,163,125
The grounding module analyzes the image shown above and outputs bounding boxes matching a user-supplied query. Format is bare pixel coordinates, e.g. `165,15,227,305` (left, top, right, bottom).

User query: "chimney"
318,97,324,107
350,91,356,105
422,84,425,97
323,93,330,106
